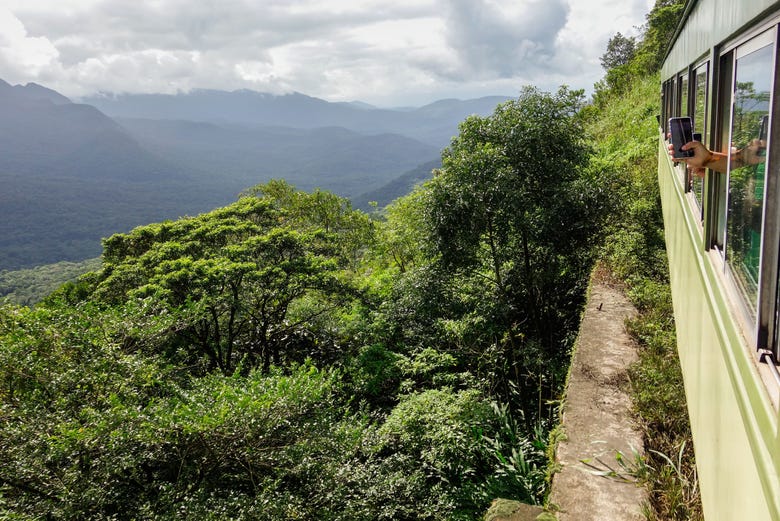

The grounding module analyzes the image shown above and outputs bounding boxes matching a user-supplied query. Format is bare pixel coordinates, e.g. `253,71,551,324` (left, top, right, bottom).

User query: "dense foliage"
425,86,616,407
0,258,100,306
0,86,612,519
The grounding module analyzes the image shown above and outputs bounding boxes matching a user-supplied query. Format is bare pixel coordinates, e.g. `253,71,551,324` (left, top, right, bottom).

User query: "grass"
625,287,703,520
589,73,704,520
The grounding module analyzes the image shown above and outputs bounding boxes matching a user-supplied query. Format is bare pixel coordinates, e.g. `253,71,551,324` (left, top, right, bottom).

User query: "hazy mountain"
82,89,510,147
0,79,181,182
2,79,71,105
0,81,452,270
114,118,439,195
0,81,242,270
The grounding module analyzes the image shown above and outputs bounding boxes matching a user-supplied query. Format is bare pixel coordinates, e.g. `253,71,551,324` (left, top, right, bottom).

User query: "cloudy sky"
0,0,653,107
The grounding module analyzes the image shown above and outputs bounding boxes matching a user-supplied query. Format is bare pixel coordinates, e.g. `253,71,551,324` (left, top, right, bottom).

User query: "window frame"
711,28,779,351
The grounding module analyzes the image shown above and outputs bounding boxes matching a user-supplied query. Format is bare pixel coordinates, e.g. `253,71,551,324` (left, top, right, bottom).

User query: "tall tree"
425,86,610,401
600,32,636,70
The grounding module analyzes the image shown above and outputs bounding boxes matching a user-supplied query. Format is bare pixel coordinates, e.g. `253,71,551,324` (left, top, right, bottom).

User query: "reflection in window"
691,65,708,211
677,74,690,182
680,74,689,116
726,43,772,320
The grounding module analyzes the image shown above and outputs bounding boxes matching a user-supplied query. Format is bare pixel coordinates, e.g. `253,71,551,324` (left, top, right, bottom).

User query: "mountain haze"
352,159,441,211
0,80,178,182
2,80,506,270
114,118,439,196
83,90,511,148
0,81,232,270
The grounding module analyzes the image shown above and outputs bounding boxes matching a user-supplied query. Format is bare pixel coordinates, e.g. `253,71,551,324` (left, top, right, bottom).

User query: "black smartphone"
669,117,694,158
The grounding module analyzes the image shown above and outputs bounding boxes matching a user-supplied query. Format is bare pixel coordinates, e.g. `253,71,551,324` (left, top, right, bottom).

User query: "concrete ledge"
547,274,647,520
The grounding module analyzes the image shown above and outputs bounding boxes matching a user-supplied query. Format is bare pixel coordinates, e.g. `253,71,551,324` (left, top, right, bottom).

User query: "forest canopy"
1,87,617,519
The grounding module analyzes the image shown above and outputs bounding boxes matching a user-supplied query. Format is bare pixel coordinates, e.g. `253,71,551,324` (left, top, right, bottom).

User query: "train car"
658,0,780,518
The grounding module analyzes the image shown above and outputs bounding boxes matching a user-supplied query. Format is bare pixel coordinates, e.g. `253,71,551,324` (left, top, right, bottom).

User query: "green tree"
372,185,430,275
425,87,610,402
635,0,686,73
89,184,368,375
601,32,636,70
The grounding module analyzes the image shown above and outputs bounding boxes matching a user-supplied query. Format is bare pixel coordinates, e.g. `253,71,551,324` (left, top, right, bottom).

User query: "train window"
661,80,670,129
690,63,709,212
711,51,734,251
679,73,689,116
665,77,677,129
675,72,690,182
724,33,774,324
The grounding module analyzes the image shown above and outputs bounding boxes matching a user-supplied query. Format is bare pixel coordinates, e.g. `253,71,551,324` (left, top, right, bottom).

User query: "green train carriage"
659,0,780,518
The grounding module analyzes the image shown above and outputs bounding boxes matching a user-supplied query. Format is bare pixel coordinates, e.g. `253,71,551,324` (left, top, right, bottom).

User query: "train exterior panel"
659,0,780,518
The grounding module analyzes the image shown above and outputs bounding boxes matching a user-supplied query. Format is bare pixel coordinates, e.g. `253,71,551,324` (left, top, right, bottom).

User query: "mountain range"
0,79,509,270
82,90,509,148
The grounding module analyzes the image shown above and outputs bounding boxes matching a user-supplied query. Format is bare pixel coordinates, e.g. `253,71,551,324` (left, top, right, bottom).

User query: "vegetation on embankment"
588,45,704,521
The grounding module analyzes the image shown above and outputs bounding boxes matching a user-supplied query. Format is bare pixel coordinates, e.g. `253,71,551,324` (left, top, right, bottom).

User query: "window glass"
662,80,671,127
676,73,690,182
691,64,708,211
725,42,773,320
713,52,734,249
680,74,689,116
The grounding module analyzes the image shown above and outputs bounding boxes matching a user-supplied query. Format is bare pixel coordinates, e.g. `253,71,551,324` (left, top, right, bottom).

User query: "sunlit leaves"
415,86,608,410
85,183,371,375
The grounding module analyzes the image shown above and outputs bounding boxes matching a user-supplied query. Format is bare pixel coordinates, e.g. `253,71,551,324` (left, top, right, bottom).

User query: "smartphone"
669,117,694,158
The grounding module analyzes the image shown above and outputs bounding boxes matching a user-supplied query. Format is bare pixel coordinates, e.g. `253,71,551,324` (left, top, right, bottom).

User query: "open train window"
663,76,676,132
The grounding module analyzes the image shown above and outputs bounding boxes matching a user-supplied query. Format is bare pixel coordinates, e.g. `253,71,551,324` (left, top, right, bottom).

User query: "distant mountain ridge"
0,79,71,105
0,79,179,182
1,79,509,270
0,80,231,270
82,89,511,147
114,117,440,196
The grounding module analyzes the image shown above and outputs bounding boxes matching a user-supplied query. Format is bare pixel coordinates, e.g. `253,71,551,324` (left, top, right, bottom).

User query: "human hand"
666,132,731,173
742,139,767,166
675,141,712,168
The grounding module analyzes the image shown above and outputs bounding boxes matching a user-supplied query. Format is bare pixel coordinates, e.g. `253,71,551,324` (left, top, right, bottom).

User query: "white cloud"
443,0,570,79
552,0,653,87
0,8,60,80
0,0,653,106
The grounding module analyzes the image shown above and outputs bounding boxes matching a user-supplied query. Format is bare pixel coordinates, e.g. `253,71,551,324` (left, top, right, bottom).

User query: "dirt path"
547,275,647,520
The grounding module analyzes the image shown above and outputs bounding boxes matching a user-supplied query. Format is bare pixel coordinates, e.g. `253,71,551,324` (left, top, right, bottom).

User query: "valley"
0,79,500,270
